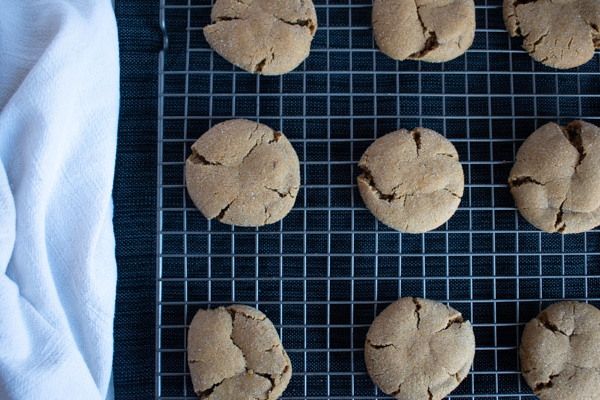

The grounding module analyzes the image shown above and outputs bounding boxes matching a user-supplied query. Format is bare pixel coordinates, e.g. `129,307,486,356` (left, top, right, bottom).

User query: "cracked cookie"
509,120,600,234
203,0,317,75
357,128,464,233
187,305,292,400
365,297,475,400
185,119,300,226
521,301,600,400
372,0,475,62
504,0,600,69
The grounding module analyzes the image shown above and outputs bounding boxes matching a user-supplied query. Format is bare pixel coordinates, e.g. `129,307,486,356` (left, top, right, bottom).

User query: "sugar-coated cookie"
204,0,317,74
186,119,300,227
372,0,475,62
509,120,600,234
365,297,475,400
504,0,600,69
188,305,292,399
358,128,464,233
521,301,600,400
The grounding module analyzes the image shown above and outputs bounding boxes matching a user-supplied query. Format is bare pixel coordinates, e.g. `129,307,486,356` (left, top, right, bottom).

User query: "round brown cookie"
203,0,317,75
185,119,300,227
372,0,475,63
365,297,475,400
521,301,600,400
187,305,292,400
504,0,600,69
357,128,464,233
509,120,600,234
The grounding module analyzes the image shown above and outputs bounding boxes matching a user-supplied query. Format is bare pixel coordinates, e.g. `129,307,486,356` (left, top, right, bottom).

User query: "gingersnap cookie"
372,0,475,63
509,120,600,234
504,0,600,69
187,305,292,400
357,128,464,233
365,297,475,400
203,0,317,75
521,301,600,399
186,119,300,227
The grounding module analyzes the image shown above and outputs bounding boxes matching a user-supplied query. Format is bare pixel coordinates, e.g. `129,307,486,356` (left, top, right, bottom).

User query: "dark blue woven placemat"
113,2,161,398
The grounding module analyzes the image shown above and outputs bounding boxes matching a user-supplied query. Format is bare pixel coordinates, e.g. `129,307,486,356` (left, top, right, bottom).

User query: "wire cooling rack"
157,0,600,398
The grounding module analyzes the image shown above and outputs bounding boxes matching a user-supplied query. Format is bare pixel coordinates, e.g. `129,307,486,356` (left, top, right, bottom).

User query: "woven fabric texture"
114,1,161,398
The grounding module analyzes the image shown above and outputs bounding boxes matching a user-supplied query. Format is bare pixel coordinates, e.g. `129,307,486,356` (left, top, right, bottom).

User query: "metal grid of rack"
157,0,600,398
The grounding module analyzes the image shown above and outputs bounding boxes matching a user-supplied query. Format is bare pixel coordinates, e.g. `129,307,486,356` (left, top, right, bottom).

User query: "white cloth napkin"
0,0,119,398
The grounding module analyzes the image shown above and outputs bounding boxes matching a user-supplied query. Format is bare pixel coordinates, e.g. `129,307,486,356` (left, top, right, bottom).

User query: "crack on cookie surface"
537,312,569,337
563,121,586,168
513,0,538,5
198,375,230,399
407,1,440,59
554,198,566,233
263,205,272,224
254,371,276,392
413,298,422,329
254,57,269,73
390,383,403,397
366,339,398,350
216,16,242,21
448,371,461,382
443,187,462,199
586,20,600,47
229,305,267,320
275,16,317,34
226,310,249,361
440,314,464,332
268,130,282,143
436,152,456,159
264,185,297,199
534,373,558,393
413,129,422,153
414,0,427,34
528,30,549,53
509,176,545,188
410,32,439,59
217,199,236,221
189,147,225,166
358,165,397,202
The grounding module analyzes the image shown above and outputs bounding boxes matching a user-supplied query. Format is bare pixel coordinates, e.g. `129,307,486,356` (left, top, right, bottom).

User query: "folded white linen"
0,0,119,398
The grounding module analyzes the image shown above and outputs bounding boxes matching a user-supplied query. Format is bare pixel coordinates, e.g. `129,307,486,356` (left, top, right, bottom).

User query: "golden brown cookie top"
520,301,600,400
504,0,600,69
187,305,292,400
185,119,300,227
204,0,317,74
365,297,475,400
357,128,464,233
372,0,475,62
509,120,600,234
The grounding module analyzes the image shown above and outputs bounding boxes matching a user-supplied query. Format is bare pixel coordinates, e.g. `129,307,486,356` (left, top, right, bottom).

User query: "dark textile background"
113,2,160,398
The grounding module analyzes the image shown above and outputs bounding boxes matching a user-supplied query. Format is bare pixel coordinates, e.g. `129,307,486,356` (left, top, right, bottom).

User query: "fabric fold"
0,0,119,398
